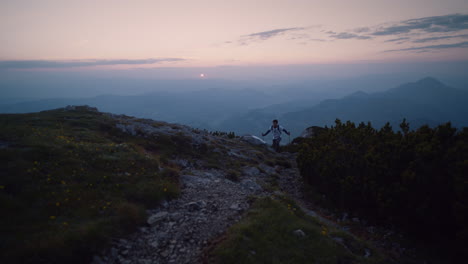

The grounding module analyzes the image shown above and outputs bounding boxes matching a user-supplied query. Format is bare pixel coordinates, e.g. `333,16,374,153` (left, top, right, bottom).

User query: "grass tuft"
208,197,384,264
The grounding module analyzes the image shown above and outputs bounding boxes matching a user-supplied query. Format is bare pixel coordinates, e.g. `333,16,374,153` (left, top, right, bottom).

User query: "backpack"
271,125,282,135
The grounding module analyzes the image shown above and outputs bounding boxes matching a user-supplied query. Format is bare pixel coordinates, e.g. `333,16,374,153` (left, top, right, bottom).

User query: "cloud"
329,32,372,40
412,34,468,43
240,27,305,44
224,14,468,49
384,37,411,42
384,41,468,52
372,13,468,36
0,58,185,69
353,27,370,33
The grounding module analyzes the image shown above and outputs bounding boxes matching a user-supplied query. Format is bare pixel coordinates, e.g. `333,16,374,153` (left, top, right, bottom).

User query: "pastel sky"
1,0,468,69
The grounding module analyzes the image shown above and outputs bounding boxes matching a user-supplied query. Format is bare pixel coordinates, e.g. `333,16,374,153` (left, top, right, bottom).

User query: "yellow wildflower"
49,216,56,220
56,202,60,206
321,226,328,236
0,185,4,190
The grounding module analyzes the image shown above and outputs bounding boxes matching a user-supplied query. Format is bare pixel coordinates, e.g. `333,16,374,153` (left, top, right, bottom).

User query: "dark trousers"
272,138,281,152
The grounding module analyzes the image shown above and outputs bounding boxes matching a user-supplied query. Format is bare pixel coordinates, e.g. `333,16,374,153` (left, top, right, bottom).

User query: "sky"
1,0,468,72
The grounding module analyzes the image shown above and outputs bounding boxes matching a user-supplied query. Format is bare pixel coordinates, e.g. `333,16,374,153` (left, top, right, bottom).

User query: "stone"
293,229,306,237
243,166,260,177
150,241,159,248
332,236,344,244
160,250,170,258
341,212,349,222
186,201,206,211
273,190,283,196
147,211,169,225
240,179,262,192
364,248,371,258
170,212,182,221
240,134,266,145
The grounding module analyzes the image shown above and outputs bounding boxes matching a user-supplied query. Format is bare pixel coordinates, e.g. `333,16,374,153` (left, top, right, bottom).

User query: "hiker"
262,119,290,152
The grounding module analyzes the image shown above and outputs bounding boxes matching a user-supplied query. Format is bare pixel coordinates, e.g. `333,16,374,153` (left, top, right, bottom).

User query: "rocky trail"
90,114,403,264
93,154,300,263
87,114,320,264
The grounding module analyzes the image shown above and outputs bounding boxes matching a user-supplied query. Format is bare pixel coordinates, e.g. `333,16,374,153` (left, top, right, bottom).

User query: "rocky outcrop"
240,134,266,145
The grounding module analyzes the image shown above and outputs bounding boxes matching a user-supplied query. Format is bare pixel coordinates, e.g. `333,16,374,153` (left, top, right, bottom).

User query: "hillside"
0,106,396,264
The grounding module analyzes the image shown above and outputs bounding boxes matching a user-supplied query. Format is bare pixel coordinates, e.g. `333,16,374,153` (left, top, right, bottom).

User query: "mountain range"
1,77,466,137
221,77,468,137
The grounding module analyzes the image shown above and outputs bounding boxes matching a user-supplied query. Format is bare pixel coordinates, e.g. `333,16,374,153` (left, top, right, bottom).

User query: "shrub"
297,119,468,256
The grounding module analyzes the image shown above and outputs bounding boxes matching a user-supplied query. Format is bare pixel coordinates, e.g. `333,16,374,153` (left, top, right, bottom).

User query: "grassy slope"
1,107,395,264
0,107,182,263
208,197,385,264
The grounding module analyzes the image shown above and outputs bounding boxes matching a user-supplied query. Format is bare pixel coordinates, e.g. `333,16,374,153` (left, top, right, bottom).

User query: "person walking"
262,119,290,152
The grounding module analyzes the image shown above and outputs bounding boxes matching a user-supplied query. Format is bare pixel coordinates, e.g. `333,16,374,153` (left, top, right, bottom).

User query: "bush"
297,119,468,255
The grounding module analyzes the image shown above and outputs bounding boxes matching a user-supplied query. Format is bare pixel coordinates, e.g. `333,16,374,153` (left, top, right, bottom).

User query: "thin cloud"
372,13,468,36
384,41,468,52
0,58,185,69
384,37,411,42
224,14,468,49
239,27,305,44
354,27,370,33
329,32,372,40
412,34,468,43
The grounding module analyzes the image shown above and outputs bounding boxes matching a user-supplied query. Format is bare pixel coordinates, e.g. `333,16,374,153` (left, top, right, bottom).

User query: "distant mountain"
2,77,466,137
283,77,468,135
0,89,276,129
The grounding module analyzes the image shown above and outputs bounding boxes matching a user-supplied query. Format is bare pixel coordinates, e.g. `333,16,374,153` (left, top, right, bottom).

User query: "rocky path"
92,142,287,264
90,114,356,264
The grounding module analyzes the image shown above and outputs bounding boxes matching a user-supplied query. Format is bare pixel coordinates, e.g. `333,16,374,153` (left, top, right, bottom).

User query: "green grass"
208,197,385,264
0,108,181,263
